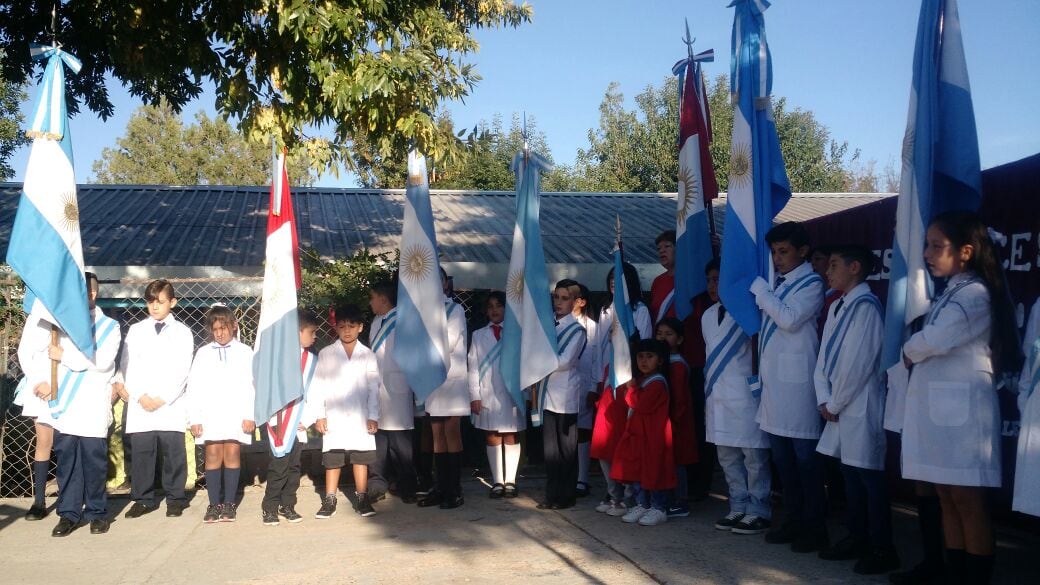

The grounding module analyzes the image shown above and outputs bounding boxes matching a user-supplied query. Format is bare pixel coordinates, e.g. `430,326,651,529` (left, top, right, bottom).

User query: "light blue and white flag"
881,0,982,370
608,235,636,394
6,44,94,358
719,0,792,336
393,152,449,403
500,151,559,412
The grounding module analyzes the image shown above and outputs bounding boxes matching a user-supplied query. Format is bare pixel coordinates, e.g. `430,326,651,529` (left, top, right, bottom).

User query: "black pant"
768,433,827,533
690,366,716,497
54,431,108,523
369,429,417,499
262,440,302,512
542,410,578,505
842,463,893,548
129,430,187,505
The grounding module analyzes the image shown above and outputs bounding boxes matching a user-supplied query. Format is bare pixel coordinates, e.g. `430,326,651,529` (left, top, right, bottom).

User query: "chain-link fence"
0,276,489,498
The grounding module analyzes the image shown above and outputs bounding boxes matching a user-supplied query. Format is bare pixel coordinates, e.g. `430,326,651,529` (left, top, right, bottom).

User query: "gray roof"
0,183,891,267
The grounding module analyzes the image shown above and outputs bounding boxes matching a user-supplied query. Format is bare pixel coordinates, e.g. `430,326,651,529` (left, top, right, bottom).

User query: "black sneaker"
731,515,771,535
575,482,590,498
219,502,238,522
356,493,376,517
125,502,159,519
855,547,901,575
503,483,519,499
25,504,48,521
666,504,690,518
714,511,745,530
204,504,222,524
165,501,187,517
262,510,280,526
279,506,303,523
764,521,800,544
315,494,337,519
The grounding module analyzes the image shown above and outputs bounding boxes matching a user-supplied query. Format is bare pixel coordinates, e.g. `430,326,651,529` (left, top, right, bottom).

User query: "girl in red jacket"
656,317,698,518
611,338,676,526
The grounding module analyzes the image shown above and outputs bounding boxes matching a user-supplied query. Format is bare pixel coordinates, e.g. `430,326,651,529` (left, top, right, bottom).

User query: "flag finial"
683,18,695,60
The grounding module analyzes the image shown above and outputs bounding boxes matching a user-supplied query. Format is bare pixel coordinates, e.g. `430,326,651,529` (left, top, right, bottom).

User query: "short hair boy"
115,279,195,519
310,304,380,519
748,221,827,551
813,245,898,574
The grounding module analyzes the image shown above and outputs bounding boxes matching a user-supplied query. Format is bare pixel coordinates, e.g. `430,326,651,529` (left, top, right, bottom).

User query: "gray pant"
716,445,772,519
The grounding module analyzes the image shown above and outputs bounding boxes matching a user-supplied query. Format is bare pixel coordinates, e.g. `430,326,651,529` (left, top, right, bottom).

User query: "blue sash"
531,321,587,427
656,290,675,323
478,338,503,383
925,277,978,326
704,315,748,400
371,309,397,353
758,272,823,356
822,294,882,380
1025,338,1040,400
49,315,119,419
269,350,318,458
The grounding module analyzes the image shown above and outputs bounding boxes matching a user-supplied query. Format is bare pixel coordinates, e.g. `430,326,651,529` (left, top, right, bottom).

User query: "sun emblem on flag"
507,269,525,303
401,244,434,282
676,165,699,227
729,142,752,189
60,191,79,233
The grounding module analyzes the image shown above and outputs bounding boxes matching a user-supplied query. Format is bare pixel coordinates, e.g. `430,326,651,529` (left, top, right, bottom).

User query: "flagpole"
48,0,60,400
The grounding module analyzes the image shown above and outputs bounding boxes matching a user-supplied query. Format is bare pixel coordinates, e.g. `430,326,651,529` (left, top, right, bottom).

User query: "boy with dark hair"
750,221,828,552
367,279,419,504
310,304,380,519
261,309,321,526
814,245,899,574
114,279,195,519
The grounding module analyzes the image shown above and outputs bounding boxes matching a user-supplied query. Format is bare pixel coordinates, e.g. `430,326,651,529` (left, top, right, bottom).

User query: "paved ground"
2,470,1036,584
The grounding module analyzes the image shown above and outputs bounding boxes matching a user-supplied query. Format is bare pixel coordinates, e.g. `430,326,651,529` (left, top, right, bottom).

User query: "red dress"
610,374,677,491
590,364,629,462
668,356,699,465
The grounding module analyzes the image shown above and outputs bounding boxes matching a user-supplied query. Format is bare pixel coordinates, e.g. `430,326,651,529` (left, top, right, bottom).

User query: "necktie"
774,274,786,289
833,296,845,316
215,343,230,362
491,324,501,341
154,321,165,335
717,305,726,326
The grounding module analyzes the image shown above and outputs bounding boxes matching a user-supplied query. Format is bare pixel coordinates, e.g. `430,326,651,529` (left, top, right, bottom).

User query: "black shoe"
731,515,771,535
504,483,518,498
400,495,418,504
415,479,434,497
536,501,555,510
51,517,77,537
315,494,337,519
855,547,901,575
888,561,944,584
575,482,590,498
489,483,505,499
262,510,280,526
124,502,159,519
24,504,48,521
552,500,576,510
819,534,868,561
219,502,238,522
764,522,800,544
166,501,187,517
89,519,111,534
204,504,222,523
439,494,464,509
791,529,829,554
417,490,443,508
278,506,303,523
356,493,377,517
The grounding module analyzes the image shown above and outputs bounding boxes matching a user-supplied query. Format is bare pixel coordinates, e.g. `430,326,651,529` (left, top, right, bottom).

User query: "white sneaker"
638,508,667,526
594,500,613,513
621,505,650,523
605,502,628,517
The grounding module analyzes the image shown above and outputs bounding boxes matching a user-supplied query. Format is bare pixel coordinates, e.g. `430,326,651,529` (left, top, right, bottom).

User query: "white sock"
487,445,504,485
503,443,522,484
577,441,591,485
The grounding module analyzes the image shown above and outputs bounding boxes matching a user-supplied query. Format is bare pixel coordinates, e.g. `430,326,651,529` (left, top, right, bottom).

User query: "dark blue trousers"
841,463,893,548
768,433,827,533
54,431,108,523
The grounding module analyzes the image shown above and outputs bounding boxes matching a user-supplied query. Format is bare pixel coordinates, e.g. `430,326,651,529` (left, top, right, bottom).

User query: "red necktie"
491,324,502,341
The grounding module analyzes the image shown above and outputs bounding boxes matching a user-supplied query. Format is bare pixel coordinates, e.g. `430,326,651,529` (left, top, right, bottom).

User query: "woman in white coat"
1013,298,1040,517
900,211,1022,584
468,292,524,498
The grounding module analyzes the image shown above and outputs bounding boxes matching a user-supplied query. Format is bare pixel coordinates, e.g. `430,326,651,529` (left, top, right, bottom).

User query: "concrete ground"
1,470,1036,585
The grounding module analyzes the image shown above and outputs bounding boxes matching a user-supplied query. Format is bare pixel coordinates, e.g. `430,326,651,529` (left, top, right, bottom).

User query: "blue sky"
9,0,1040,188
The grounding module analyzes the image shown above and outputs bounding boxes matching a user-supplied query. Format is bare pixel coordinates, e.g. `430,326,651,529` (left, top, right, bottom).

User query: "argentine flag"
253,145,305,441
672,49,719,320
500,150,559,412
6,45,94,358
719,0,792,336
882,0,982,370
393,152,449,403
608,237,636,393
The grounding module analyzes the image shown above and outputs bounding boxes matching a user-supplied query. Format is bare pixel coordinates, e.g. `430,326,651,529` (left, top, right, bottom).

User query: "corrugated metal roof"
0,183,892,267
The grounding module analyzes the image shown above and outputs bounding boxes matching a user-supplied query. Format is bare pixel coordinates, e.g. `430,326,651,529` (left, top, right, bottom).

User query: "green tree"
0,61,28,180
0,2,531,176
92,103,316,186
298,248,398,325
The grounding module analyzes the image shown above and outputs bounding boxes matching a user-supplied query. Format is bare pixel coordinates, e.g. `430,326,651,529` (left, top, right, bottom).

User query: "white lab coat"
751,262,825,439
541,313,587,414
309,341,380,452
575,313,599,429
814,284,887,470
370,310,415,431
467,323,525,432
425,300,470,416
702,303,768,449
1013,298,1040,516
119,316,195,434
186,340,255,445
901,272,1000,487
46,308,122,438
